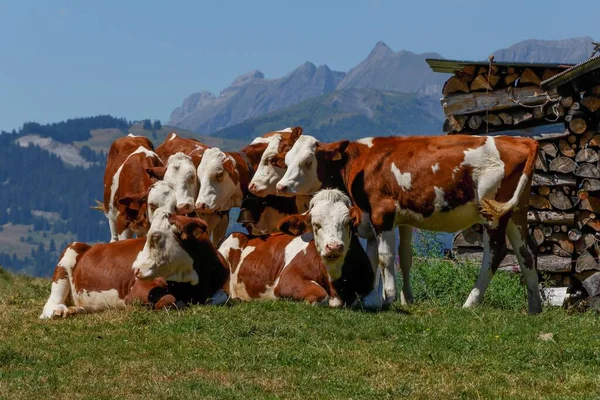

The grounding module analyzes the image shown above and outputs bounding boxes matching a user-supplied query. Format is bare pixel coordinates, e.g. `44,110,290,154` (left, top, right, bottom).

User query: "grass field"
1,260,599,400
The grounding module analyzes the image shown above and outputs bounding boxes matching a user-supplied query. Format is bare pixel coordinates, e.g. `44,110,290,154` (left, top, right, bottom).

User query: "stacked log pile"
442,65,564,134
445,63,600,286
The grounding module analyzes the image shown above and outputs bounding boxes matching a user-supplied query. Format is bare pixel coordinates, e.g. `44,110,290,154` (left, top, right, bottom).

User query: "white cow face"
132,207,205,284
195,148,241,213
278,189,360,280
275,136,320,196
147,180,176,222
248,135,286,197
162,153,198,215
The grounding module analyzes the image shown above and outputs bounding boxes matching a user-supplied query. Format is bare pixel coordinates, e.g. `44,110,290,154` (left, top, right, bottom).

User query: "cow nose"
276,183,288,193
196,203,213,214
248,182,257,192
176,203,193,215
325,242,344,255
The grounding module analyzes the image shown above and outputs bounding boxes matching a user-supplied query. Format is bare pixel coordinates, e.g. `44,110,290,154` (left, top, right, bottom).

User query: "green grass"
1,261,599,400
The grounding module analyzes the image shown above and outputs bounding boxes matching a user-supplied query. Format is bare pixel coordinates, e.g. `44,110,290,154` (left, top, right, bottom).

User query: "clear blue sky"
1,0,598,132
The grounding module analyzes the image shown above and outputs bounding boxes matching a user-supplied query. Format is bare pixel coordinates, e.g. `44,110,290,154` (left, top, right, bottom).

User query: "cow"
40,208,229,319
153,134,230,244
274,134,542,314
218,189,373,306
236,195,301,236
103,134,163,242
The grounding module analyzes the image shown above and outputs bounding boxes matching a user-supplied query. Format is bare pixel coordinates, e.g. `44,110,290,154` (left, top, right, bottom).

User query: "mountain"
169,63,346,133
170,37,597,137
214,88,444,143
336,41,446,95
492,37,595,64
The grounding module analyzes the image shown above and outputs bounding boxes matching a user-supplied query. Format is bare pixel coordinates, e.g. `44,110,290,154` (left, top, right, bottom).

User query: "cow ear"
146,166,166,180
223,158,235,175
270,153,287,169
169,214,208,240
349,206,363,231
317,140,349,162
278,213,311,236
119,190,149,211
290,126,303,140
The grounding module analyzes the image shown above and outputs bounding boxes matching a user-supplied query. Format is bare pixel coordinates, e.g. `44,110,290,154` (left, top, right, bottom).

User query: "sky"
1,0,599,132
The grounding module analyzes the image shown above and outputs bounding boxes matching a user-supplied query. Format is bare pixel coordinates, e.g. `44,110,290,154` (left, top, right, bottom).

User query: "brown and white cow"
40,208,229,319
218,189,373,306
103,134,163,242
236,195,301,236
275,134,542,313
153,134,230,244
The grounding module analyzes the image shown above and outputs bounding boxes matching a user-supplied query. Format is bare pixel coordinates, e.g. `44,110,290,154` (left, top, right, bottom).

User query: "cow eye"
216,171,224,180
149,203,158,211
303,160,312,169
187,175,196,183
313,223,321,231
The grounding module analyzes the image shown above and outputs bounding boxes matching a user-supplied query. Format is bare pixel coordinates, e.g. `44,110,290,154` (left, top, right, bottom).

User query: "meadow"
1,257,599,400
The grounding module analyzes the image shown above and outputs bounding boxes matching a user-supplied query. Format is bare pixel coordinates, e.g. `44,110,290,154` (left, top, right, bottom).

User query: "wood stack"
450,75,600,285
441,65,563,134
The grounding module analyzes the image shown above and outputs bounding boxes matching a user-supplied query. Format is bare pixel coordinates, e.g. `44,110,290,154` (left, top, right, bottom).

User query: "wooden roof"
426,58,573,74
541,54,600,91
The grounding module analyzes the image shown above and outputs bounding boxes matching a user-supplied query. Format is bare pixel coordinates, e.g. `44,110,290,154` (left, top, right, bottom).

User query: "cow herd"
40,127,543,319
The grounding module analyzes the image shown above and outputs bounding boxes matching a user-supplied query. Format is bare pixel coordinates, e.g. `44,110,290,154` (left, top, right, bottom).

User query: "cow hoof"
361,289,384,310
400,291,414,306
328,297,343,308
51,304,69,319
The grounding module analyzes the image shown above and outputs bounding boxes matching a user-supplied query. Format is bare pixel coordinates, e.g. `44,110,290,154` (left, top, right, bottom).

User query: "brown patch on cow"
238,195,299,224
278,214,311,236
155,135,209,167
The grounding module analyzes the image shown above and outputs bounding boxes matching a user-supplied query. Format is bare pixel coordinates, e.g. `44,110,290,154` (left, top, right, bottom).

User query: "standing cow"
103,134,163,242
274,134,542,314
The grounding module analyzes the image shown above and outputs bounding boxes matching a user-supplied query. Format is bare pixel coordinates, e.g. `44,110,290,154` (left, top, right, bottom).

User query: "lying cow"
218,189,373,306
40,208,229,319
275,134,542,314
236,195,301,236
102,134,163,242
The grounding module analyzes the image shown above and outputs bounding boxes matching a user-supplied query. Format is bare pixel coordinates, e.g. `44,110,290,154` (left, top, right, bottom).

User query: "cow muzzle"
322,242,344,261
176,203,194,215
248,182,267,197
195,202,214,214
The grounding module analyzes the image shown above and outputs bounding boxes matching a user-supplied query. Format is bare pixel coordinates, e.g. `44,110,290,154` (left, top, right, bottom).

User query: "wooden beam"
441,86,553,116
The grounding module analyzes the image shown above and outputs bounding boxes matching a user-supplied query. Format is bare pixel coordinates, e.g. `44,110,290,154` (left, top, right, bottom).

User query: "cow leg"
361,234,385,310
506,217,542,314
276,279,329,305
107,213,118,242
463,222,507,308
398,225,413,305
118,228,133,241
40,275,71,319
211,213,229,245
379,230,397,306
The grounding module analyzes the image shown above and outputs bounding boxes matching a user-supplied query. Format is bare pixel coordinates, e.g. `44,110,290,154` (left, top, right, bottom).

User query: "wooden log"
532,227,545,245
585,218,600,232
520,68,542,86
558,139,575,157
567,135,577,144
561,225,568,232
570,102,581,112
553,225,560,233
575,163,600,179
539,142,558,159
537,255,573,273
498,112,513,125
560,96,574,108
482,113,502,126
568,228,582,242
580,130,594,148
530,194,551,210
580,196,600,214
582,178,600,192
441,86,552,116
576,211,595,230
547,233,575,254
575,233,595,252
569,118,588,134
531,173,576,187
549,157,576,174
487,74,500,88
535,151,548,172
444,115,468,133
504,73,519,87
512,110,534,125
581,95,600,113
533,106,545,119
462,65,477,76
443,76,470,96
538,186,551,196
590,134,600,147
590,84,600,96
542,69,561,81
527,210,575,225
575,250,599,273
552,243,572,258
468,115,482,130
470,75,493,92
549,191,573,210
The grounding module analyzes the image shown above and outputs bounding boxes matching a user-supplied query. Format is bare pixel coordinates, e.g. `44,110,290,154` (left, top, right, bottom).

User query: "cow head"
248,127,303,197
132,207,209,284
162,153,198,215
195,148,241,213
118,189,151,233
278,189,361,280
147,180,176,222
275,136,349,196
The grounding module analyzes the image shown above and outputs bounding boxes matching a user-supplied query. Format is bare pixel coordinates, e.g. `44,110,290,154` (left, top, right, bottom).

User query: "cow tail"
480,140,538,225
